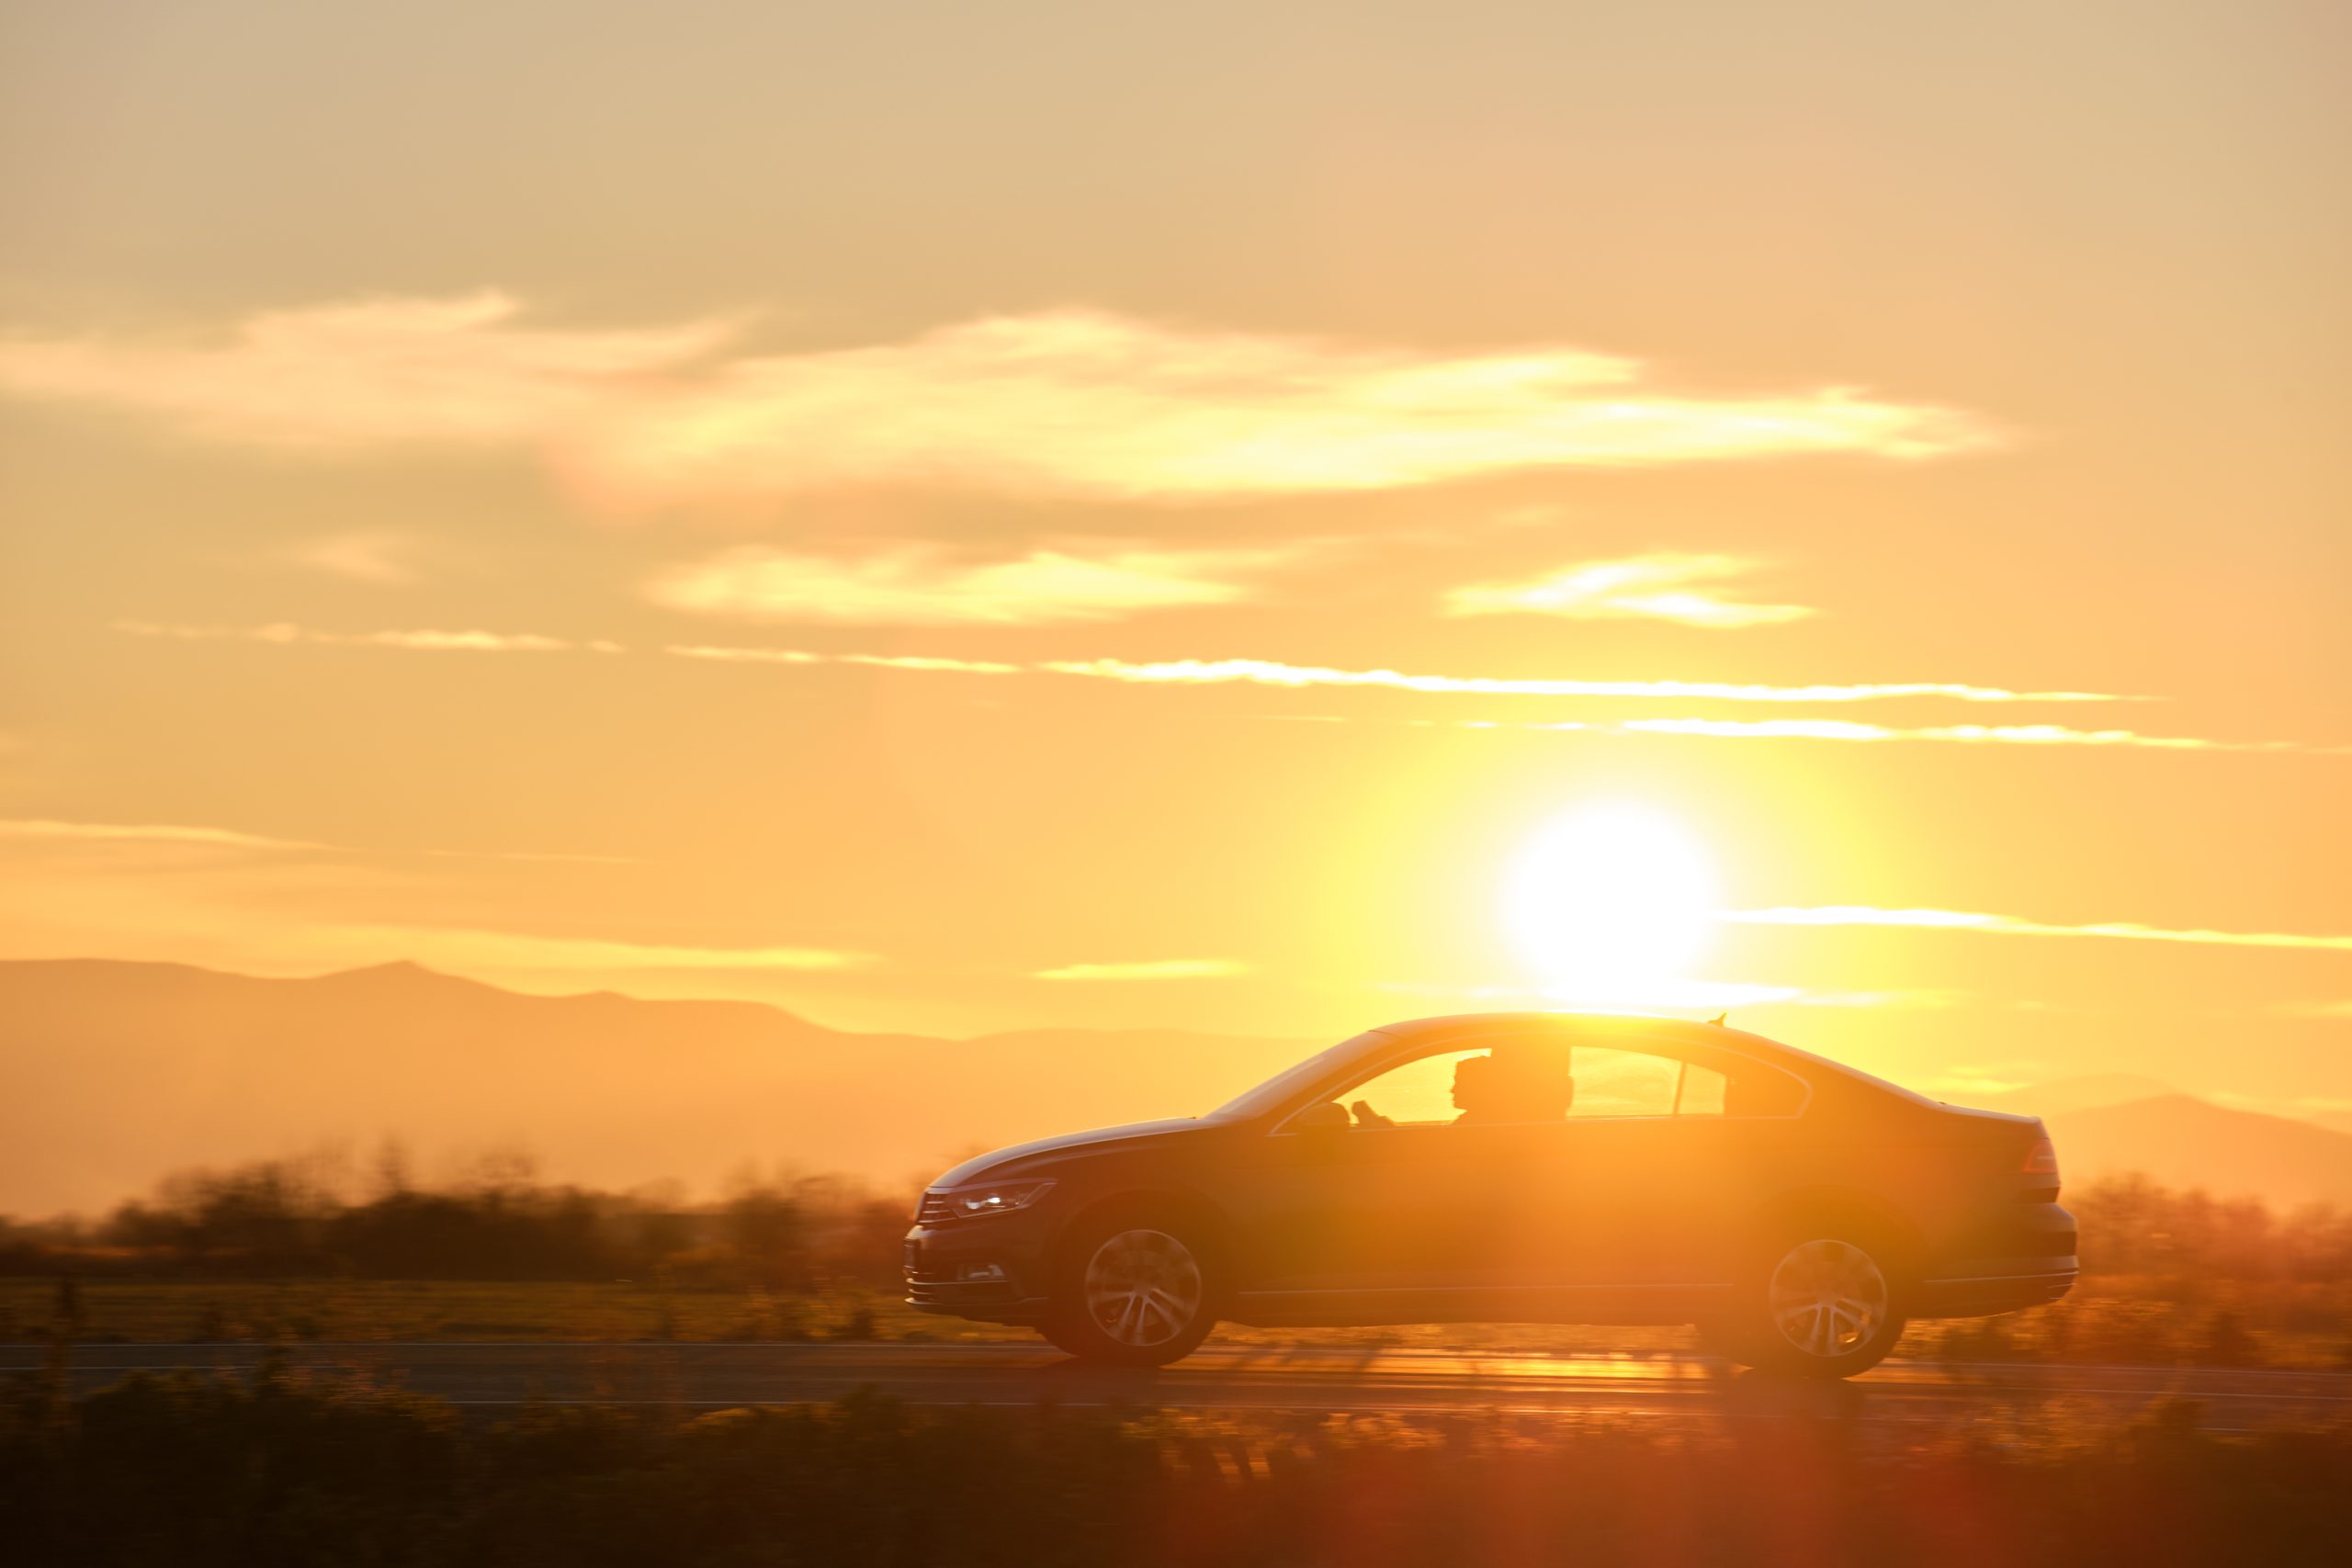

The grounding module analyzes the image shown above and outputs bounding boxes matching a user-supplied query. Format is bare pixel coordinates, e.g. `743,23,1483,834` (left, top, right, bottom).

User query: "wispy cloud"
1609,719,2248,751
1274,713,2335,752
1041,657,2127,705
2277,1001,2352,1020
664,645,1022,674
1033,959,1250,981
3,818,628,865
0,818,322,852
0,291,724,448
661,646,2154,714
0,295,1995,502
1722,906,2352,952
590,311,1995,502
1611,717,2329,752
290,530,424,585
420,849,638,867
115,621,620,654
119,624,2317,750
650,544,1292,626
1442,553,1815,627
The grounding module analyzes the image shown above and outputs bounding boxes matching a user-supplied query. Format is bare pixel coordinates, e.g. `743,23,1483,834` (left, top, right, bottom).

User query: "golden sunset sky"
1,2,2346,1111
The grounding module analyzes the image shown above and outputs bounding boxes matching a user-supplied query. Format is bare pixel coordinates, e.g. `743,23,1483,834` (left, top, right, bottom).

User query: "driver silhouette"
1453,1047,1573,1123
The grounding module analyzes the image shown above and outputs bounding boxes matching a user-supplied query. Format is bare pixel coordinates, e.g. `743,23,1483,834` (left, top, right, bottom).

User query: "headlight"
944,1179,1055,1218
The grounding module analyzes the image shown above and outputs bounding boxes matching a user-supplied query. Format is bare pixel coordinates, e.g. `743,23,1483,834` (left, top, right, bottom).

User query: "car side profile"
903,1013,2076,1377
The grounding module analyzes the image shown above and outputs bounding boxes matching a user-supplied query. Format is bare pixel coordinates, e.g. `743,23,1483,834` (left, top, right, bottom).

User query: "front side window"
1337,1047,1494,1127
1331,1041,1579,1128
1298,1035,1803,1130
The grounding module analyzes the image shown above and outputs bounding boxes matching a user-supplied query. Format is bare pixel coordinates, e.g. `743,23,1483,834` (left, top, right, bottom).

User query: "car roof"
1367,1011,1931,1105
1371,1010,1779,1050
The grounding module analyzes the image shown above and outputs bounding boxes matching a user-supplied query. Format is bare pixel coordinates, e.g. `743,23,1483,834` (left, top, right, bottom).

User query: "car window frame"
1267,1024,1813,1134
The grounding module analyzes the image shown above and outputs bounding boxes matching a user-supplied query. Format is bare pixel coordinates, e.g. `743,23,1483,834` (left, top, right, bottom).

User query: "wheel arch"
1048,1184,1239,1299
1737,1183,1928,1285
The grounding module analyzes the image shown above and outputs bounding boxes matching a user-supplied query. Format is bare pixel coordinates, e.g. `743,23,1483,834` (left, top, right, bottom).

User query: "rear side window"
1559,1042,1804,1119
1566,1046,1683,1117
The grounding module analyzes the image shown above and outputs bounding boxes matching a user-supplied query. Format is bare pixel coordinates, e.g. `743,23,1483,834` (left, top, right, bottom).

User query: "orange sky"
1,1,2346,1115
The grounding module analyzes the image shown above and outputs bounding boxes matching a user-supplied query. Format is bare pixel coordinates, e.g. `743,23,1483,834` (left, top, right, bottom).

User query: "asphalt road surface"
13,1341,2351,1431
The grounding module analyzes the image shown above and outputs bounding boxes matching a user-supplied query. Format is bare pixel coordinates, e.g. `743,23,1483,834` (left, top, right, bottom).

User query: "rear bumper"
1912,1258,2077,1317
1912,1198,2075,1317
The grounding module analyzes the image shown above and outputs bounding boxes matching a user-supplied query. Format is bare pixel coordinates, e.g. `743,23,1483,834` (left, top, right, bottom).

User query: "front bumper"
901,1212,1055,1325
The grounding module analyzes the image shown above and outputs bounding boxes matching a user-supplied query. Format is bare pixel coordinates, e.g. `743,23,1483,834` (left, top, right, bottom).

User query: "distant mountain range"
1968,1075,2182,1119
6,958,2350,1216
0,958,1310,1217
1966,1077,2352,1210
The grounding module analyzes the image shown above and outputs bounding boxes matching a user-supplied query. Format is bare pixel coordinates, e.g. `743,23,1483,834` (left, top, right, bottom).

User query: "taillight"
2022,1127,2060,1193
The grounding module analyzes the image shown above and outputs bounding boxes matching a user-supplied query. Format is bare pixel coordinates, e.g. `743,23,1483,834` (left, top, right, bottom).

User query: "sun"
1502,803,1720,1005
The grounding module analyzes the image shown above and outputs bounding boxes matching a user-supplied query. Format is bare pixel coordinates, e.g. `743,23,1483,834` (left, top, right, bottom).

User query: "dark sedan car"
903,1012,2075,1377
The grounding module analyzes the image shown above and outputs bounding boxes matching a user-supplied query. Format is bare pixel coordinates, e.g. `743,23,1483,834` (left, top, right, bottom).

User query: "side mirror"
1290,1100,1350,1134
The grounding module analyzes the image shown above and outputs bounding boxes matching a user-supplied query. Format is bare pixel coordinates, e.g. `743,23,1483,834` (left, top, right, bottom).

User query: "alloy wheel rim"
1083,1228,1203,1348
1767,1238,1888,1359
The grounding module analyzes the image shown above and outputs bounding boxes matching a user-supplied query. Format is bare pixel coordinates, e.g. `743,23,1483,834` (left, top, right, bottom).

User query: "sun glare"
1503,803,1720,1005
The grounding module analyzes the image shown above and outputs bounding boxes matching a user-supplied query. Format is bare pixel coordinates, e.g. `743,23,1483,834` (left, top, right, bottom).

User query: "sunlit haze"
1,0,2346,1167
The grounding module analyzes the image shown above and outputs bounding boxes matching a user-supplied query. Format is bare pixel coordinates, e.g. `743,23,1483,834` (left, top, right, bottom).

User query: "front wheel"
1040,1217,1217,1367
1713,1233,1906,1379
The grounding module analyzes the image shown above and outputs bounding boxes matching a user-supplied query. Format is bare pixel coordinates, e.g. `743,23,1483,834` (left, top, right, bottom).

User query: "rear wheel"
1718,1231,1906,1378
1040,1214,1217,1367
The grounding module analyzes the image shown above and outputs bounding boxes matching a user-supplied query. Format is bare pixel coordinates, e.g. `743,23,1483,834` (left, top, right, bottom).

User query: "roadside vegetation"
3,1161,2348,1369
6,1363,2350,1567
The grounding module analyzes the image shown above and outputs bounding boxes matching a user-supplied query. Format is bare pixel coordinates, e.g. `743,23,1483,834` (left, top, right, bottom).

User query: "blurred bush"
0,1156,916,1290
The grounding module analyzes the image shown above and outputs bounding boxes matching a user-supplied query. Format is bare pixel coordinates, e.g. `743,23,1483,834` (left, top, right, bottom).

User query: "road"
12,1341,2350,1430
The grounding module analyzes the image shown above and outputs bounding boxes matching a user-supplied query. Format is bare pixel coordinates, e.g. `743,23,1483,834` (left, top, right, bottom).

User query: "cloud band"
1,295,1996,503
1722,905,2352,952
1041,657,2129,705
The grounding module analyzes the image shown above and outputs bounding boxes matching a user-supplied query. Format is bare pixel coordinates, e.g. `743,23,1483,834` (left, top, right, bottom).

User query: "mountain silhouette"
9,958,2350,1216
1967,1074,2181,1117
2030,1095,2352,1209
0,958,1311,1216
1963,1076,2352,1205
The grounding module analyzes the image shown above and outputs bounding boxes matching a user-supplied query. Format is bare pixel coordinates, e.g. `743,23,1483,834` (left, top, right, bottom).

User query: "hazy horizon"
3,4,2346,1143
11,953,2352,1221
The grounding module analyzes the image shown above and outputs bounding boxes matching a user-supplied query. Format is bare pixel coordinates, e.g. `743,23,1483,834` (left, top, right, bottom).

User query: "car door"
1238,1044,1549,1295
1543,1040,1811,1292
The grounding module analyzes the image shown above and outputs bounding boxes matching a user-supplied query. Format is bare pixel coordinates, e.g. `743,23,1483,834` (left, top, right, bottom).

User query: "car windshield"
1207,1032,1389,1121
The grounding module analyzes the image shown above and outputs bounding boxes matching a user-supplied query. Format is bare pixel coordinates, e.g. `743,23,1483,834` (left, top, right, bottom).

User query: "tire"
1724,1227,1907,1379
1039,1210,1218,1367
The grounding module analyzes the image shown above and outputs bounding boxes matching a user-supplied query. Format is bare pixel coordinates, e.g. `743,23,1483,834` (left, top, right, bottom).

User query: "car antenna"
1706,1011,1727,1027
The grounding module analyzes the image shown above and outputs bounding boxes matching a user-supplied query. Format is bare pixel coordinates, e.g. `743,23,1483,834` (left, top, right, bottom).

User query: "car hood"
930,1118,1210,1188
